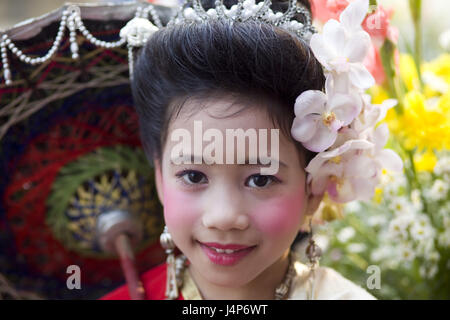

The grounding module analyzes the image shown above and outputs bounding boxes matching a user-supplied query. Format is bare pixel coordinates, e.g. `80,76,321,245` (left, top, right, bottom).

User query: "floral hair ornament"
291,0,403,204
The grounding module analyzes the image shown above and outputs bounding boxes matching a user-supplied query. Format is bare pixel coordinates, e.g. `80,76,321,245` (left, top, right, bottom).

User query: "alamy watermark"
66,265,81,290
365,5,386,32
170,120,280,175
366,265,381,290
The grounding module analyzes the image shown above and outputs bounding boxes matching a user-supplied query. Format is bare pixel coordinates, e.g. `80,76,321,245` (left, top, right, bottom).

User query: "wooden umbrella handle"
114,233,146,300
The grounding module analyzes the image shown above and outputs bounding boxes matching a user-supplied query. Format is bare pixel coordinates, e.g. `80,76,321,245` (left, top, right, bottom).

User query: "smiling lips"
198,241,256,266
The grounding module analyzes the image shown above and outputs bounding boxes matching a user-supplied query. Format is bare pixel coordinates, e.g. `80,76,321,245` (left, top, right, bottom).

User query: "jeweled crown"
167,0,315,40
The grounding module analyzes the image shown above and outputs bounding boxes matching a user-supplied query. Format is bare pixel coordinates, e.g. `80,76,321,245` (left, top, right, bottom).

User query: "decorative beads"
142,5,163,28
0,1,315,86
1,38,11,86
0,3,131,86
68,6,79,59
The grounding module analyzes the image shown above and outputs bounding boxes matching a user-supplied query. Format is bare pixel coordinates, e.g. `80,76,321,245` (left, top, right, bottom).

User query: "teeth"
210,247,238,254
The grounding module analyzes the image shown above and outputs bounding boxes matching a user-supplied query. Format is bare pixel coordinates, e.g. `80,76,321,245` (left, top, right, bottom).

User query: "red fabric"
100,262,185,300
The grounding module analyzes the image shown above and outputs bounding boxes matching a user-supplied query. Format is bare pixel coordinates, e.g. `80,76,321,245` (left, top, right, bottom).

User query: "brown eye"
177,170,207,185
246,174,277,188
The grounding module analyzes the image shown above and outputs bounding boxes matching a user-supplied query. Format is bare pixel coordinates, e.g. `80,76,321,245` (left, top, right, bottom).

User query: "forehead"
168,95,276,132
162,95,304,167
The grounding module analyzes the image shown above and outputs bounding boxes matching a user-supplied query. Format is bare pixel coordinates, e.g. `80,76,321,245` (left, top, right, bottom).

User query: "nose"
202,183,250,231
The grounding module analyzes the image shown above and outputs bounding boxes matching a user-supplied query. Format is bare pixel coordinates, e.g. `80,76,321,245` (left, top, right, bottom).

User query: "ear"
299,183,324,231
304,189,324,217
154,159,164,206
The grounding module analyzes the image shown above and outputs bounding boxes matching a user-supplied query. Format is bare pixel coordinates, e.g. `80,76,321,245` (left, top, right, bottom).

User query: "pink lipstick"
198,241,256,266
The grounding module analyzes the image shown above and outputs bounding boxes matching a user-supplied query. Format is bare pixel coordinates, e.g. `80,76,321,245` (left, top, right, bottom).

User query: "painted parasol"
0,1,176,299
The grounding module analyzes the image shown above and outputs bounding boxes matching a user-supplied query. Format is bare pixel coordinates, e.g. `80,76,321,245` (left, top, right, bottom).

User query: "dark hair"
131,0,324,168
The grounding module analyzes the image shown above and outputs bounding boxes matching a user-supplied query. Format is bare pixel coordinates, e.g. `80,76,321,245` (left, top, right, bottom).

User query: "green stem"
380,39,404,114
407,149,429,214
409,0,424,88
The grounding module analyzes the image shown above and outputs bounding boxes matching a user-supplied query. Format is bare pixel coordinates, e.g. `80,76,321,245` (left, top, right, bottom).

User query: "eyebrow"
170,154,287,168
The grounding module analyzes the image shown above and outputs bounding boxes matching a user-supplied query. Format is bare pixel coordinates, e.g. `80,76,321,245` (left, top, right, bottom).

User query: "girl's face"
154,96,319,289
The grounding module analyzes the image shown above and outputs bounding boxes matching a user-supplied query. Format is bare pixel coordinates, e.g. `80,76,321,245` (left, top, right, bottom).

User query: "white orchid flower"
289,0,404,205
309,0,374,89
363,123,404,173
340,0,370,34
352,96,403,177
352,95,397,133
291,74,362,152
309,124,402,203
305,139,378,202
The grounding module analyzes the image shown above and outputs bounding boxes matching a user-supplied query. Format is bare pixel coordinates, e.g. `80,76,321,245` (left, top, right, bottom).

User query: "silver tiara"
1,0,315,86
167,0,315,40
118,0,315,79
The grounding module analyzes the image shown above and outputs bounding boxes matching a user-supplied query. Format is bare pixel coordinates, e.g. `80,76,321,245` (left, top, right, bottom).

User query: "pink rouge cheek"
162,184,200,230
251,186,306,236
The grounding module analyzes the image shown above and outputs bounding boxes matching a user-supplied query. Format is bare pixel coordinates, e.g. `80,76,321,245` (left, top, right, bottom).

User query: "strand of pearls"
0,1,314,87
1,9,69,86
68,8,79,60
142,5,164,28
124,5,163,81
0,4,131,86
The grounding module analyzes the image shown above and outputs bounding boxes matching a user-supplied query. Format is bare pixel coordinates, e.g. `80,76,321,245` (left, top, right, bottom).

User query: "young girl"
101,0,386,300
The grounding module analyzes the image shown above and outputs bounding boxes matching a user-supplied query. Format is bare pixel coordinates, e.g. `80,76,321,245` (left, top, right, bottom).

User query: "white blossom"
309,0,374,89
371,245,392,262
415,238,436,257
434,155,450,180
419,264,438,279
438,230,450,248
368,214,388,227
388,197,415,216
398,243,416,262
337,226,356,242
410,222,435,242
344,200,362,213
387,214,414,240
347,242,367,253
410,189,423,211
427,179,449,201
291,74,362,152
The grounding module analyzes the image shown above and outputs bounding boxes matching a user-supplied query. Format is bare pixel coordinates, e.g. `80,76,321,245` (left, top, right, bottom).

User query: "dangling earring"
305,219,322,271
305,219,321,300
160,225,178,300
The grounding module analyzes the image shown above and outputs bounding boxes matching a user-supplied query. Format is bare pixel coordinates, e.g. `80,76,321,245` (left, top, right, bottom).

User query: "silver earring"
305,219,322,270
160,225,178,299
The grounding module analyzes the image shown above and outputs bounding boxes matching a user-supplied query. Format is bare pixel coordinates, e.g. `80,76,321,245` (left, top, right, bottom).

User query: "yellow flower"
438,91,450,115
391,91,449,152
368,85,389,104
399,54,420,91
384,106,400,134
373,187,383,204
419,54,450,98
414,150,438,172
300,193,344,230
399,54,450,98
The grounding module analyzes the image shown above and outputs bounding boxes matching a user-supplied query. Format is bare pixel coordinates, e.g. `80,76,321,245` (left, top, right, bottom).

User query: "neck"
187,249,290,300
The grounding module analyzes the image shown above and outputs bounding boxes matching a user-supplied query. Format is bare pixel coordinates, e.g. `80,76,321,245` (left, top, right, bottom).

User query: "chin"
207,263,262,286
206,272,253,288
